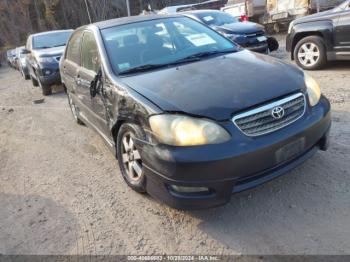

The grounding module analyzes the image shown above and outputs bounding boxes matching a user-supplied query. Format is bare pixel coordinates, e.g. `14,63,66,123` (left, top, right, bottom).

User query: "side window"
81,31,101,73
66,31,83,65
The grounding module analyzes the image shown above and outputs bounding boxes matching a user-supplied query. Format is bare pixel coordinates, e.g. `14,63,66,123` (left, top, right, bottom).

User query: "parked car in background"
15,46,30,79
286,0,350,70
222,0,345,33
60,14,331,209
24,29,73,95
184,10,278,53
6,49,16,68
14,46,25,70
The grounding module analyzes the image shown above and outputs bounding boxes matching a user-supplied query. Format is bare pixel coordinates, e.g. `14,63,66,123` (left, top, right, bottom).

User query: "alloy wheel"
297,43,320,67
121,132,143,182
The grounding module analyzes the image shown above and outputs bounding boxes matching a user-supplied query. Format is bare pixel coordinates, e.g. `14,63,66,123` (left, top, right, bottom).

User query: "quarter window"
81,31,101,73
66,31,83,65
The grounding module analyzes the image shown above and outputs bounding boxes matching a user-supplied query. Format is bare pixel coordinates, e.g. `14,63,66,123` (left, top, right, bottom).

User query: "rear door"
62,30,83,98
78,30,109,136
334,5,350,53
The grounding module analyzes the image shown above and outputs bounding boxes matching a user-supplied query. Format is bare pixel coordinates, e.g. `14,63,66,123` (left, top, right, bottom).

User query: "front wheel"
116,123,146,193
30,74,39,87
38,78,52,96
294,36,327,70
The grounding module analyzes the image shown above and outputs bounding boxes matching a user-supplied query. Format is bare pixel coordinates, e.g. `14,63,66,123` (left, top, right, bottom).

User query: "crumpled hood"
33,46,65,58
121,50,306,121
213,21,265,35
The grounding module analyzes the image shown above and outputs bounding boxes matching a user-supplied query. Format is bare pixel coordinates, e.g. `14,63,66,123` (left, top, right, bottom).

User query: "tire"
67,91,84,125
116,123,146,193
38,78,52,96
20,68,30,80
31,74,39,87
294,36,327,70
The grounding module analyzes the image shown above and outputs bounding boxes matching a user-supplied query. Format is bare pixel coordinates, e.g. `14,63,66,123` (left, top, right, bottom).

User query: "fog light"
170,185,209,194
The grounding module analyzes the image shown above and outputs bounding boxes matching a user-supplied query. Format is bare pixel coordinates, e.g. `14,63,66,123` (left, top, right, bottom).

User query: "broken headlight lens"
149,114,231,146
304,72,321,107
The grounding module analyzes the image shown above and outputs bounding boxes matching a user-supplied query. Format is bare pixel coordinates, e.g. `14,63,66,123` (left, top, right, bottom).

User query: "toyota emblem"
271,106,285,119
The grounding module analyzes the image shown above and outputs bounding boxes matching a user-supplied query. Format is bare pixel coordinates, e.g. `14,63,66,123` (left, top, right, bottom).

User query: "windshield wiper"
52,44,66,47
118,50,237,75
119,64,169,75
181,49,237,60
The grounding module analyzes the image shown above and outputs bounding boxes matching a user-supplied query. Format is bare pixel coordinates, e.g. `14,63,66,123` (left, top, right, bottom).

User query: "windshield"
33,31,72,49
195,12,239,26
102,17,237,75
334,0,350,11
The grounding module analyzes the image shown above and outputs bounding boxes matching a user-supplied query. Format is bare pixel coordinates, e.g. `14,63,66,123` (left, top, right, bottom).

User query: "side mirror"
90,68,102,98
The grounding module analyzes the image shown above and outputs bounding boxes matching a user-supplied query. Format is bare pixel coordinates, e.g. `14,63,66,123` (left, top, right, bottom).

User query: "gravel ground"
0,35,349,255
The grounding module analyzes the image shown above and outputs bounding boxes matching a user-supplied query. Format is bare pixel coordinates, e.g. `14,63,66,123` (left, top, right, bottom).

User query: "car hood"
33,46,65,58
212,22,265,35
294,9,335,24
121,50,306,121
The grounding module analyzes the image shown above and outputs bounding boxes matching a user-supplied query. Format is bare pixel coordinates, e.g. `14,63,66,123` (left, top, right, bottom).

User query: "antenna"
84,0,92,23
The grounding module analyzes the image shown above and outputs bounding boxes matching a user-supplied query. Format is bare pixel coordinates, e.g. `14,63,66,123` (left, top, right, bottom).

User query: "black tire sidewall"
39,80,52,96
294,36,327,70
116,123,147,193
31,74,39,86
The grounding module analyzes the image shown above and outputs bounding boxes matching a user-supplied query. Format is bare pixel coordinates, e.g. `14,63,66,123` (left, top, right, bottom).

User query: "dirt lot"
0,35,349,255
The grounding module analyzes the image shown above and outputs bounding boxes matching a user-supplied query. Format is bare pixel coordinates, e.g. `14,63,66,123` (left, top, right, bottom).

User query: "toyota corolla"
60,15,331,209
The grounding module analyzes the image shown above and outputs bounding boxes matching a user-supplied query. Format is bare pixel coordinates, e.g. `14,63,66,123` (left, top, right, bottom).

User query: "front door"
79,31,110,137
334,5,350,53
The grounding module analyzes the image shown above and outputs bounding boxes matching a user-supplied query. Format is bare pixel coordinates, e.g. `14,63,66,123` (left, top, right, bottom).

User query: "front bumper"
38,68,61,86
139,96,331,209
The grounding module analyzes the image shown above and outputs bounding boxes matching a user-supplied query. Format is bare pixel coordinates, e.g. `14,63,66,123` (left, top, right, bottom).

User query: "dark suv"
24,30,73,95
286,0,350,70
60,15,331,209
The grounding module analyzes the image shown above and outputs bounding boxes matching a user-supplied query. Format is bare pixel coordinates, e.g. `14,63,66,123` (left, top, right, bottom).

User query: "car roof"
30,29,73,38
93,14,181,29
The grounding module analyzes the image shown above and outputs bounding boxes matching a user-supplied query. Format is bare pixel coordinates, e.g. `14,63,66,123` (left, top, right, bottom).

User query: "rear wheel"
67,91,84,125
116,123,146,193
294,36,327,70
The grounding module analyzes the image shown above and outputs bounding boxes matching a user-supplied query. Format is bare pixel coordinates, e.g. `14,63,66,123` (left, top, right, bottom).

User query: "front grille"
232,93,306,137
246,32,264,38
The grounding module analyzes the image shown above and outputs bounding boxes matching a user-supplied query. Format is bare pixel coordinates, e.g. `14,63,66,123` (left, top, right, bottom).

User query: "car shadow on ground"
0,193,78,255
185,110,350,254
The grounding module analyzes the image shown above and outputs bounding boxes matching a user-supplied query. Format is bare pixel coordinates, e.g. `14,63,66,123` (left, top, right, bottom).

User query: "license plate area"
257,36,267,42
275,137,306,164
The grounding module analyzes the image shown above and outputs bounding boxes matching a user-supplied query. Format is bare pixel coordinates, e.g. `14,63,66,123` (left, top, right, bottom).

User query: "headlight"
222,32,239,40
149,114,231,146
304,72,321,106
38,57,56,63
